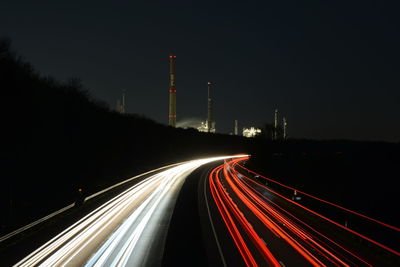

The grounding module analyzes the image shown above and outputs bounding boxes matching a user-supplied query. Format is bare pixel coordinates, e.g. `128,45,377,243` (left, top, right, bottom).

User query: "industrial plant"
163,55,288,139
242,110,288,139
243,127,262,138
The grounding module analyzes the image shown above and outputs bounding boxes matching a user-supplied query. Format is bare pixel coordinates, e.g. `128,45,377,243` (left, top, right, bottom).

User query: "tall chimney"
207,82,213,132
234,120,238,135
274,109,278,140
283,117,287,140
169,55,177,127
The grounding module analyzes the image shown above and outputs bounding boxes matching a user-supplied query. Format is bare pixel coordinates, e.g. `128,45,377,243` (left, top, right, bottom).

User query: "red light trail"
209,157,399,266
237,164,400,232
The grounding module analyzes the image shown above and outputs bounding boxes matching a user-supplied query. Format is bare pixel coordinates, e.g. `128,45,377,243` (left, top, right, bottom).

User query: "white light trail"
15,155,248,267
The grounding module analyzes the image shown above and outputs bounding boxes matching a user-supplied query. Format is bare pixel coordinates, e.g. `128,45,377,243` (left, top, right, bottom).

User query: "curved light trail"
15,155,247,267
209,157,399,266
237,164,400,232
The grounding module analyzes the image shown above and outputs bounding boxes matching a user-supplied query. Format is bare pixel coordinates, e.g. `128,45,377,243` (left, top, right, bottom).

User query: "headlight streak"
95,169,188,267
210,157,398,266
16,173,165,266
86,179,163,267
60,174,164,266
0,162,187,245
15,155,248,267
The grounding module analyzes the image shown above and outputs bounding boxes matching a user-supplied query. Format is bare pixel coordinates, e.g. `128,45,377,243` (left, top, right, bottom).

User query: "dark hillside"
0,38,252,234
1,37,398,243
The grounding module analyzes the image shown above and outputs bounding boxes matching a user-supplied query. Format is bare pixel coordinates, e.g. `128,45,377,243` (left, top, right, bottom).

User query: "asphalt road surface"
2,154,398,266
9,156,246,267
204,157,400,266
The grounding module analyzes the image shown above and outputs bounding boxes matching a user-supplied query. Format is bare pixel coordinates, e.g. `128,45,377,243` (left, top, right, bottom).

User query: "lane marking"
203,168,227,267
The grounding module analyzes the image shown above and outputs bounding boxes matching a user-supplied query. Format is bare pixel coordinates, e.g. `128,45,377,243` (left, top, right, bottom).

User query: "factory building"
197,121,216,133
243,127,262,138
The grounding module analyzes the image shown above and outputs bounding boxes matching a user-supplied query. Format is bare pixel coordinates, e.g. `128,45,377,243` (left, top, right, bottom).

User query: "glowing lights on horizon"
242,127,262,138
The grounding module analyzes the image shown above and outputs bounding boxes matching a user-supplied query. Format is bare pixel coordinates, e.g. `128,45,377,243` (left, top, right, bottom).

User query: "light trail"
0,162,183,244
232,161,400,257
237,164,400,232
240,175,370,266
209,157,399,266
210,164,281,267
15,155,247,267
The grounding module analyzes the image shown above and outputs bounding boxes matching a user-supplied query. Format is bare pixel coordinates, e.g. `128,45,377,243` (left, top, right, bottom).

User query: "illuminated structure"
243,127,262,138
197,82,215,133
197,120,215,133
116,90,126,114
234,120,238,135
283,117,287,139
197,121,208,132
206,82,215,132
168,55,177,127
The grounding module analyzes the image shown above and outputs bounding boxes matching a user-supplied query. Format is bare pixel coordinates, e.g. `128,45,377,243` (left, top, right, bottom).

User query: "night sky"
2,1,399,141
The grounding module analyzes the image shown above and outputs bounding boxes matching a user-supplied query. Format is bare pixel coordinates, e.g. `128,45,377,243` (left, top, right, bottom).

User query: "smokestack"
169,55,177,127
274,109,278,140
207,82,213,132
283,117,287,140
234,120,238,135
122,90,126,114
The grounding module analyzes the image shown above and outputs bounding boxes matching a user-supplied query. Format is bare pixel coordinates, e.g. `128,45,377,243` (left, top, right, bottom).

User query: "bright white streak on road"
15,155,247,267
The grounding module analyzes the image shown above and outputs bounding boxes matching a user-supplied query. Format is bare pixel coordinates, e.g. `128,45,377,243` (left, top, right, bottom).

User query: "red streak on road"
237,164,400,232
210,166,280,266
208,157,399,266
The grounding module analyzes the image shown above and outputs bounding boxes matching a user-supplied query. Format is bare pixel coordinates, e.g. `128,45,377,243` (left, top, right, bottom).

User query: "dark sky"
2,1,399,141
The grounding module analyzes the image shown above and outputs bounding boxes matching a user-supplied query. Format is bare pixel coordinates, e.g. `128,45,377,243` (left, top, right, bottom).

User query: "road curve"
207,157,400,266
14,155,247,267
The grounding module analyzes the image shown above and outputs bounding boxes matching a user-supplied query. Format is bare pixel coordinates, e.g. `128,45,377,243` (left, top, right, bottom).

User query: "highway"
5,155,399,266
205,157,400,266
13,155,246,267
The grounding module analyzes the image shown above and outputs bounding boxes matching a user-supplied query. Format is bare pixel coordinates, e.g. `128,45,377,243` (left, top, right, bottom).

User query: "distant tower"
234,120,238,135
274,109,278,140
169,55,177,127
116,90,126,114
283,117,287,140
207,82,213,132
121,90,126,114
